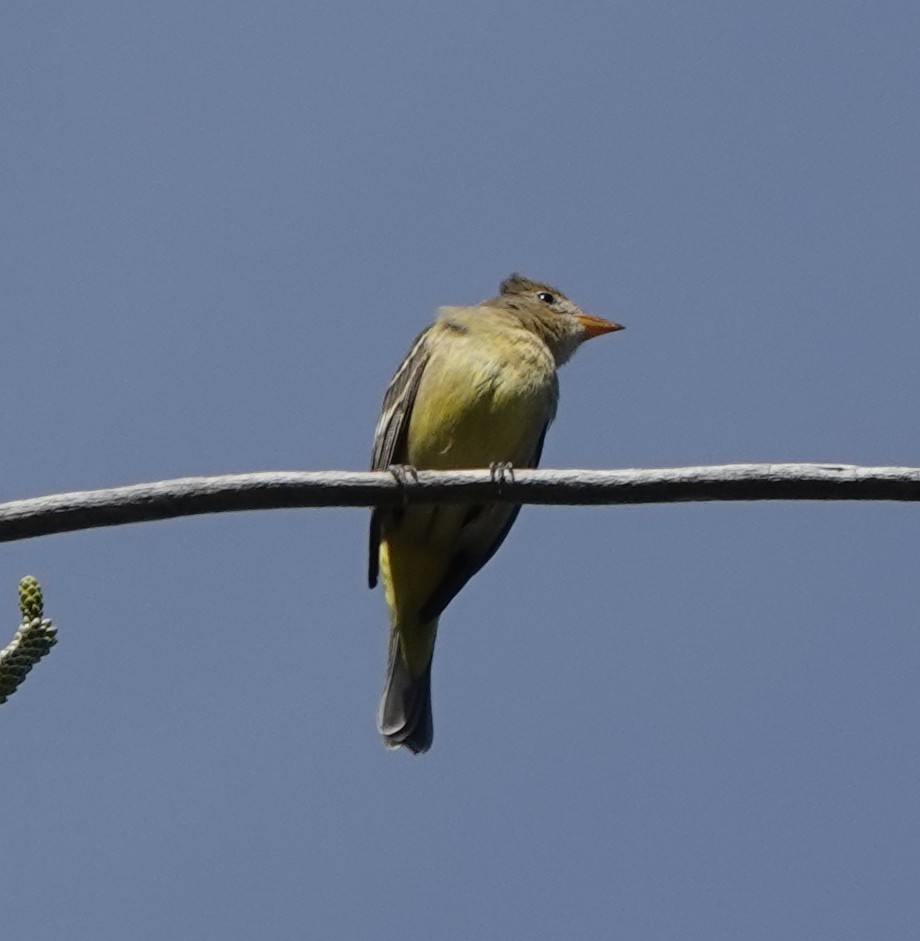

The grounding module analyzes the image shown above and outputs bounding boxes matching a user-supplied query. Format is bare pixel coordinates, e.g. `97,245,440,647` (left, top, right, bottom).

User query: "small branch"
0,577,57,705
0,464,917,544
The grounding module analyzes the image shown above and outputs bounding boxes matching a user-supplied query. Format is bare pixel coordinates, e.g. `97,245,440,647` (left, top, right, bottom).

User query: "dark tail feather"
377,632,434,754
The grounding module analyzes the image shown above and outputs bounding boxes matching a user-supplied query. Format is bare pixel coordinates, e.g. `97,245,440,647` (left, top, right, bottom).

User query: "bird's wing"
370,326,433,472
368,326,433,587
417,420,550,622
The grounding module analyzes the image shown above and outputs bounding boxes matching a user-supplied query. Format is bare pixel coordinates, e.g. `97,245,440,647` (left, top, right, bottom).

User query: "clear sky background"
3,3,920,938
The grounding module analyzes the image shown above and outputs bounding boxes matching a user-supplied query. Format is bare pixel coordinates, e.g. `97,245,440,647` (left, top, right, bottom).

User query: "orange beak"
575,313,625,338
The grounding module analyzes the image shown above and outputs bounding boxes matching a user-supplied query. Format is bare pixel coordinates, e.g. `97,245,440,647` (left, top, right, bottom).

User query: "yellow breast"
406,316,558,470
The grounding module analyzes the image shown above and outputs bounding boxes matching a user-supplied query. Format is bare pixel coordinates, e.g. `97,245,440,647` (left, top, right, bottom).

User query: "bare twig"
0,464,917,544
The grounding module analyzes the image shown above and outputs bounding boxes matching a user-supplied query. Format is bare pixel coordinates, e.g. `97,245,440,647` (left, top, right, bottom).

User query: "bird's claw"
388,464,419,506
489,461,515,492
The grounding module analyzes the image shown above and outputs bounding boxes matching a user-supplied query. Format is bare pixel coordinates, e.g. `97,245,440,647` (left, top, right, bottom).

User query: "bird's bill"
575,313,625,338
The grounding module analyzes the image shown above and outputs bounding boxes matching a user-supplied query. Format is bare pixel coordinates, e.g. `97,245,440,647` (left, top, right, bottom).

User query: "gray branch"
0,464,918,544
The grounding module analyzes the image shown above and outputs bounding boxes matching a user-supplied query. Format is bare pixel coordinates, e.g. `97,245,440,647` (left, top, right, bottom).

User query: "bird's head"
489,273,624,365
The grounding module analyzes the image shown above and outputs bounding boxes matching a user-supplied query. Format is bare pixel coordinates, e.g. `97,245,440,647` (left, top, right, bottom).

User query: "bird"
368,273,624,752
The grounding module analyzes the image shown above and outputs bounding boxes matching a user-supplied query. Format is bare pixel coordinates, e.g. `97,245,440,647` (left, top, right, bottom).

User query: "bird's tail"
377,625,436,754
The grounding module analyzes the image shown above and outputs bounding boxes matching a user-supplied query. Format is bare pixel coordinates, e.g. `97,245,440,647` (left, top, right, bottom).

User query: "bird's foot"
489,461,515,493
387,464,419,506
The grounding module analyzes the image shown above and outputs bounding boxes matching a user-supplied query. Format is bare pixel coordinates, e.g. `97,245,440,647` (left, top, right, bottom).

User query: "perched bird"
369,274,623,753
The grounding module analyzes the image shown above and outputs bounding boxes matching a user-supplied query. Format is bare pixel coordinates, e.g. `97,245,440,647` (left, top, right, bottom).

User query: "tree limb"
0,464,917,544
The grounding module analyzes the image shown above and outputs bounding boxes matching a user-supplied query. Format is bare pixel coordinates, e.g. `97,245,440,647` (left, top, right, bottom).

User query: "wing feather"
367,327,433,587
417,420,550,622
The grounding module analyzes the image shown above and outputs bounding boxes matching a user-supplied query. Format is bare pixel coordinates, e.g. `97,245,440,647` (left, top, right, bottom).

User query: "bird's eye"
536,292,555,304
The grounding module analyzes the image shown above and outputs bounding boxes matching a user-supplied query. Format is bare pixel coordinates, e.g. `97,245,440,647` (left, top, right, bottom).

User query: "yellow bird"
369,274,623,752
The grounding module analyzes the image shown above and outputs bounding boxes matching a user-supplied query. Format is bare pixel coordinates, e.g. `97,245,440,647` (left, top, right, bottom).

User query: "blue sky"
3,3,920,938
